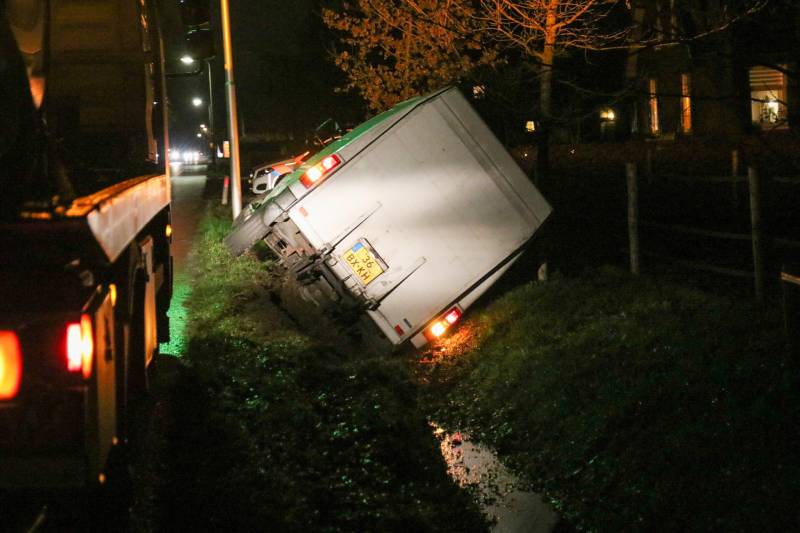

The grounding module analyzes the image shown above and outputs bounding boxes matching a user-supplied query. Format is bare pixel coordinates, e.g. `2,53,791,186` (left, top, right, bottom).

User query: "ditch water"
432,423,559,533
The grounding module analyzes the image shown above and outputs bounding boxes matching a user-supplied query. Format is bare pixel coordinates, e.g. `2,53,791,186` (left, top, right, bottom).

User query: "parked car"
249,152,309,195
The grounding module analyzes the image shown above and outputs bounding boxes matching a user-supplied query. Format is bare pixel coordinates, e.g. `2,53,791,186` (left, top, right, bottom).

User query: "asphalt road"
169,165,209,275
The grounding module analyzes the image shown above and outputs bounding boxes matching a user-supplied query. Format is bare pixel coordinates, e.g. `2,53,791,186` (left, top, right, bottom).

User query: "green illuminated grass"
159,276,190,357
156,204,486,532
420,266,798,531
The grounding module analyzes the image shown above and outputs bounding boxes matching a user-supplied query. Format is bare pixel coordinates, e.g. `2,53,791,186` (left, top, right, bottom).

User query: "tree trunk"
537,2,558,182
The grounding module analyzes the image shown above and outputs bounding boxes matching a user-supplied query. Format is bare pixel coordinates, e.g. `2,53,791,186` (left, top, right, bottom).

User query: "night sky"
167,0,361,161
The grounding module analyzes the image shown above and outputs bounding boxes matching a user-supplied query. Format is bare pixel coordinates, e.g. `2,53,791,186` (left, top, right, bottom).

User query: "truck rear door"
288,88,550,343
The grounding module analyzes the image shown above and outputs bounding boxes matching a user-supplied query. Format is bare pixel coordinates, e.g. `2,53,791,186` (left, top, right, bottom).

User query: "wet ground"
432,424,558,533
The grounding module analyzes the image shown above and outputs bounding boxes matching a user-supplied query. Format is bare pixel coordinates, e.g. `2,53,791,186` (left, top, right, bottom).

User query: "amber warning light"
300,154,342,188
0,331,22,400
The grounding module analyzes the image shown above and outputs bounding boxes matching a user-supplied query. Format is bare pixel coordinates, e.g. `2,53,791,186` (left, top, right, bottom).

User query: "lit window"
648,78,660,135
680,73,692,133
749,65,788,128
600,108,616,121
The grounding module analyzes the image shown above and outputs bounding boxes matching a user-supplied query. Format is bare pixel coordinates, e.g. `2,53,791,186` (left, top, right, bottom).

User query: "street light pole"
220,0,242,218
205,58,216,170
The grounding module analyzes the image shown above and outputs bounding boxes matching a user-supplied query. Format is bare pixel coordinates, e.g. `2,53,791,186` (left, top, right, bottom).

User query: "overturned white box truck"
225,87,551,348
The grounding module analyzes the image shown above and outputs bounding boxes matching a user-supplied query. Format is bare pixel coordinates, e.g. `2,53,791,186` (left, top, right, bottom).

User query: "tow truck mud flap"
224,201,283,256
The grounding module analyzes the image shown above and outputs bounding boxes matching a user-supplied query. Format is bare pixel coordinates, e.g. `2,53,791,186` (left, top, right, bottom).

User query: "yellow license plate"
342,241,384,285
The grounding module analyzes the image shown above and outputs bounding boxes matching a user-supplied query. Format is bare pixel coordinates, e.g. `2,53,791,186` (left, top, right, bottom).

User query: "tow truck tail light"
0,331,22,400
425,306,463,341
300,154,342,188
66,315,93,379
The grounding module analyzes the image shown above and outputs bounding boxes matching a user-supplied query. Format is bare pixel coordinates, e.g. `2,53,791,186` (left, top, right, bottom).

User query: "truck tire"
224,204,270,256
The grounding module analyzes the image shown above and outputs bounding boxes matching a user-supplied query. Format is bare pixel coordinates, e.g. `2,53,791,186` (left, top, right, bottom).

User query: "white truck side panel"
288,88,551,342
82,174,171,262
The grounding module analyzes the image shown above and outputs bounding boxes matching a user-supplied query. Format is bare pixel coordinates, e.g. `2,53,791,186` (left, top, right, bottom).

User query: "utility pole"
220,0,242,218
205,58,217,171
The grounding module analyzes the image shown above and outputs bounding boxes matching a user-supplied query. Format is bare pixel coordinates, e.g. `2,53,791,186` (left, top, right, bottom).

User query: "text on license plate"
342,241,384,285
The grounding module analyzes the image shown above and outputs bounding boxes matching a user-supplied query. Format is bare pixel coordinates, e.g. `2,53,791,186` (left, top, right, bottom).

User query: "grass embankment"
156,205,485,532
420,266,800,531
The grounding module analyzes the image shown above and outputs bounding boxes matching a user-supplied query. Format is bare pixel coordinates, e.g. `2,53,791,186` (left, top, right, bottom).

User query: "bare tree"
480,1,625,120
322,0,498,112
323,0,773,166
477,0,627,175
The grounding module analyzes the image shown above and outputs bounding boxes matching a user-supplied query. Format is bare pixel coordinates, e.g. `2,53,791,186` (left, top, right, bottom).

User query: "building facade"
624,0,798,141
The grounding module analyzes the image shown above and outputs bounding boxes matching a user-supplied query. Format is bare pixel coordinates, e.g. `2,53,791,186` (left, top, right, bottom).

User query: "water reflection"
432,422,559,533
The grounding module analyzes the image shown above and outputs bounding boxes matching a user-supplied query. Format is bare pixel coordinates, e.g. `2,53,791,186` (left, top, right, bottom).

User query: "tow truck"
0,0,207,490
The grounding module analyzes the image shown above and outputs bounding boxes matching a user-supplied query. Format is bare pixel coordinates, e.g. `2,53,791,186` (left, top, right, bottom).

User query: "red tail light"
300,154,342,188
444,308,462,325
0,331,22,400
425,306,463,341
66,315,93,379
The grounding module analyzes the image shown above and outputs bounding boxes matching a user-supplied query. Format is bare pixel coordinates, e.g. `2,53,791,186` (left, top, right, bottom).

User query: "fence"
626,149,800,300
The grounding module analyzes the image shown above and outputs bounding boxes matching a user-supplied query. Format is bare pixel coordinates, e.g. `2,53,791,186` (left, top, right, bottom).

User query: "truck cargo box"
47,0,164,193
226,87,551,348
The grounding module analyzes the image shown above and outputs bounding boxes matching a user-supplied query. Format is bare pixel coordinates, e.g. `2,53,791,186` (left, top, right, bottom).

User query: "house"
624,0,798,141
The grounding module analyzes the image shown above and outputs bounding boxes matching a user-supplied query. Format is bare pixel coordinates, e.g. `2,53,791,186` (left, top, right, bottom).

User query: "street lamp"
181,56,217,171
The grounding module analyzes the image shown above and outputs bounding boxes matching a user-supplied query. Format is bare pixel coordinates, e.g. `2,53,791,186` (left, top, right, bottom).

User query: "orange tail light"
424,306,463,342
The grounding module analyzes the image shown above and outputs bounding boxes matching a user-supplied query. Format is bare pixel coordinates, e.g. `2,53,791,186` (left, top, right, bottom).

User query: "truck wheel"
224,204,270,256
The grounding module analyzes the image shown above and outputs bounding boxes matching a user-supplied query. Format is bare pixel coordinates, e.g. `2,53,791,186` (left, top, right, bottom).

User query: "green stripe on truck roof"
264,93,428,201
